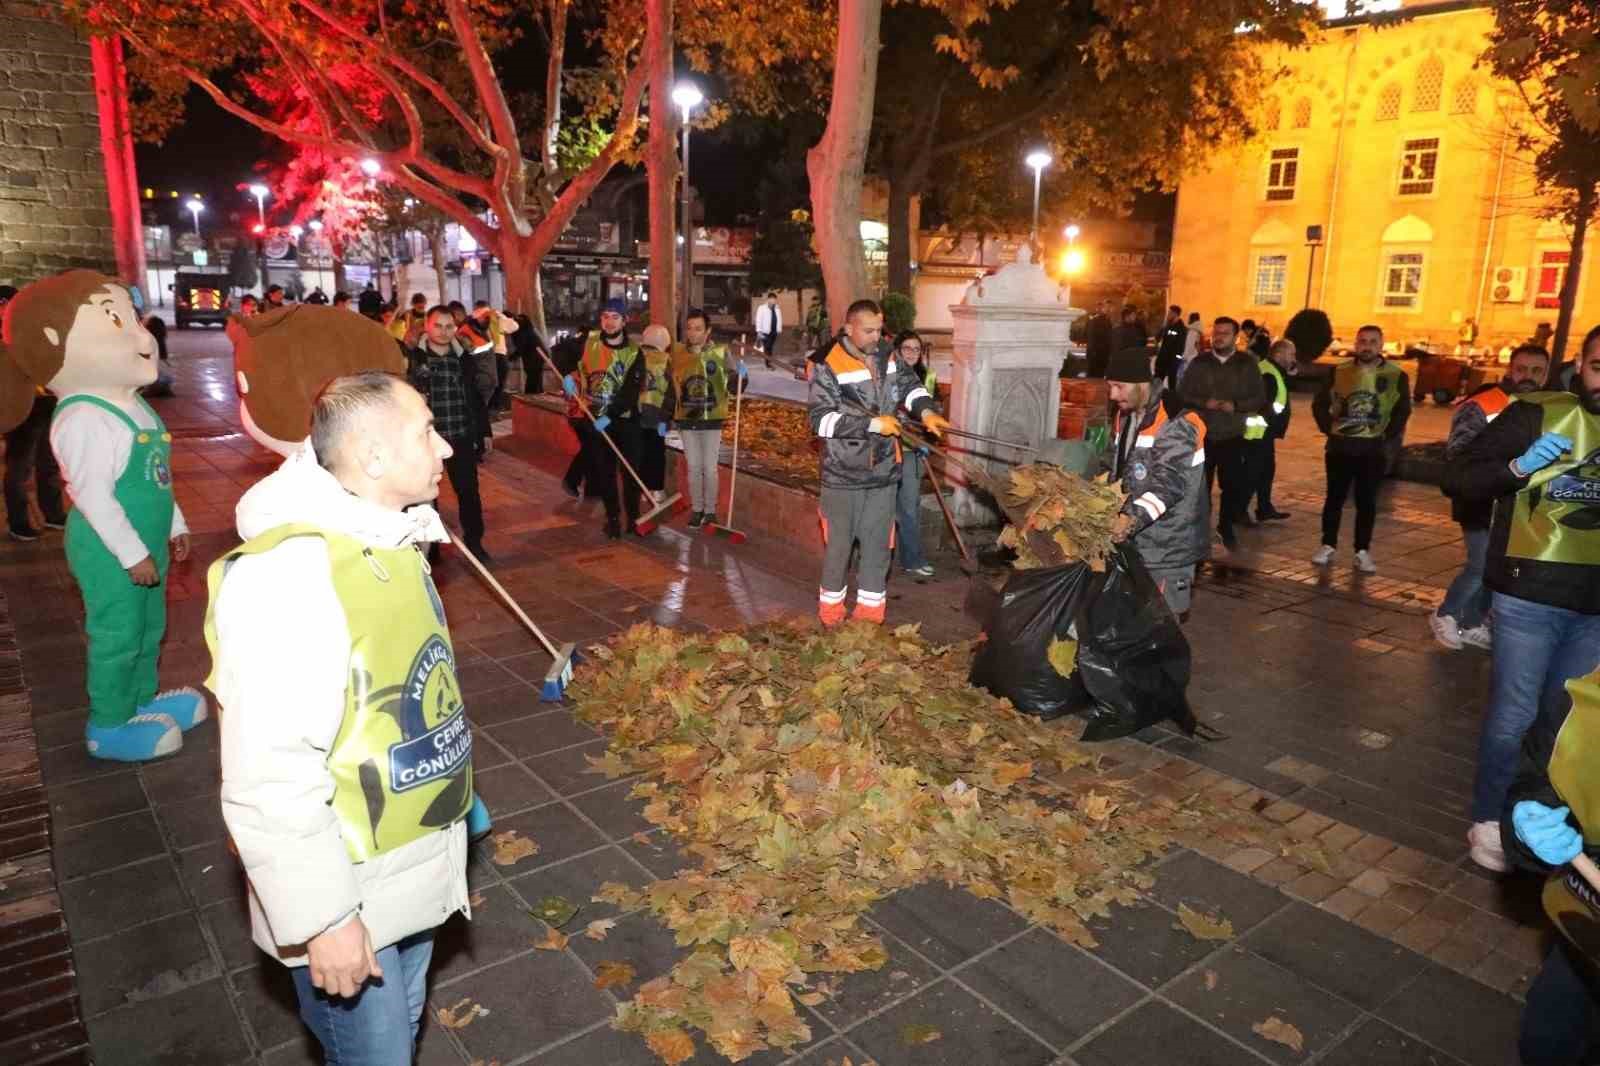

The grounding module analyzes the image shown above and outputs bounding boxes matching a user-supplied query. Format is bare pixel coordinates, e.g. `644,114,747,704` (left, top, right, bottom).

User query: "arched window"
1413,55,1443,112
1375,83,1401,122
1451,78,1478,115
1263,98,1282,132
1293,97,1312,129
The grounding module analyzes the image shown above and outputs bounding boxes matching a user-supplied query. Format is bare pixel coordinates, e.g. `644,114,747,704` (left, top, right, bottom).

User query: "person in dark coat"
1085,299,1115,379
1154,305,1186,389
1111,305,1149,356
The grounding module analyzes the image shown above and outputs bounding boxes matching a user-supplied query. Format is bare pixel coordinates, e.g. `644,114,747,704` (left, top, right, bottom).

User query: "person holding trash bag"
1105,348,1210,619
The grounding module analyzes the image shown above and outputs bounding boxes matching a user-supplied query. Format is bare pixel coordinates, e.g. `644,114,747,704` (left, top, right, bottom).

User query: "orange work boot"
851,591,886,625
818,588,847,627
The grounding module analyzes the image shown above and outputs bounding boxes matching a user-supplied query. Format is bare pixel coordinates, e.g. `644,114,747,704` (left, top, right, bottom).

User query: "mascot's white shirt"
50,395,188,568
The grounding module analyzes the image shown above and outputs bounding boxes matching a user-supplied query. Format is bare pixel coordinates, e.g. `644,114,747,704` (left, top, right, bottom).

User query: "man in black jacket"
407,306,492,561
1154,305,1186,390
1447,323,1600,875
1085,300,1114,379
1180,316,1267,549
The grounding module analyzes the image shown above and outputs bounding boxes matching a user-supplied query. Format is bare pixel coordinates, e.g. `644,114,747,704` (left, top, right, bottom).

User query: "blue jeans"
291,930,435,1065
1438,525,1491,630
896,452,930,571
1470,593,1600,822
1521,941,1599,1065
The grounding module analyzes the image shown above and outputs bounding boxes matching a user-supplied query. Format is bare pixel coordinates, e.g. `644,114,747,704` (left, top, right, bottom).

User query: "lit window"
1263,98,1281,132
1376,84,1401,122
1535,250,1571,310
1265,148,1299,202
1293,98,1312,129
1382,252,1425,309
1413,56,1443,112
1451,79,1477,115
1253,255,1288,306
1398,137,1440,195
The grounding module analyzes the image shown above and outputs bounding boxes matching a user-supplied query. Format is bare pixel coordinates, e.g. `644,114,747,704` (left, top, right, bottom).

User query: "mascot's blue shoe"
466,794,493,843
137,687,209,732
86,713,182,762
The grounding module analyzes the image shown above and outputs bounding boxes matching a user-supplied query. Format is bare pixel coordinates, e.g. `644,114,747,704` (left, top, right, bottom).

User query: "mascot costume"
0,271,206,761
221,304,492,840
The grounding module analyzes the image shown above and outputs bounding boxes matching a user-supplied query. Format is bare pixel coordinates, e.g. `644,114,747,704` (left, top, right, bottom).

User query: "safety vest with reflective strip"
1459,385,1512,424
1119,402,1207,523
1260,358,1288,414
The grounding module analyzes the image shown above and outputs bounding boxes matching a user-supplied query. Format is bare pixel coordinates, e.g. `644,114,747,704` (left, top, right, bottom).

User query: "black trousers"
1245,437,1277,516
1321,448,1385,551
1521,940,1599,1066
564,418,593,495
610,420,648,523
3,394,65,533
443,441,484,548
1204,436,1249,531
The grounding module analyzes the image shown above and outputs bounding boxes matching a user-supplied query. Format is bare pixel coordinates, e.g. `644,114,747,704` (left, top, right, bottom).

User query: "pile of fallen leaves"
718,398,816,487
988,463,1126,571
567,620,1292,1063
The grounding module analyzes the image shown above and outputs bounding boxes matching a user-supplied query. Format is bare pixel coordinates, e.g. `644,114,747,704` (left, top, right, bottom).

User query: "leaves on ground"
568,620,1299,1063
490,829,538,866
988,464,1127,571
719,399,817,486
533,926,570,951
585,918,618,941
1046,637,1079,678
900,1023,943,1045
436,997,489,1029
594,960,638,989
531,895,579,926
1175,903,1235,941
645,1029,698,1065
1204,969,1218,991
1252,1016,1305,1053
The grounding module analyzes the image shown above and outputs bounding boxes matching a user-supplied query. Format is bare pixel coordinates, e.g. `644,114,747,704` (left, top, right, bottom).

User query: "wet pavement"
0,331,1548,1065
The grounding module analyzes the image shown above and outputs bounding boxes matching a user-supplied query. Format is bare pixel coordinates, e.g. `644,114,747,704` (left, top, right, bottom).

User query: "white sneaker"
1429,611,1463,650
1459,624,1493,650
1467,820,1509,873
1354,550,1378,574
1310,545,1335,566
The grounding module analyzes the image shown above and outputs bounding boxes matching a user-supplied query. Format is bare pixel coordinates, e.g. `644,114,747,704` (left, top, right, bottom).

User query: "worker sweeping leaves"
670,308,746,528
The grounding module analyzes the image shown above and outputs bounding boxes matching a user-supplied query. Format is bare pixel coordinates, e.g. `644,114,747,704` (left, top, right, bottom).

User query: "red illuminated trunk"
89,37,145,289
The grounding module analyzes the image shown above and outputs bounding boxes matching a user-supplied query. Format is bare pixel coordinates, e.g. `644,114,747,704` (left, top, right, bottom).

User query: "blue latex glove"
592,414,611,434
737,360,749,382
1512,801,1583,866
1513,431,1573,477
562,375,578,397
657,421,669,438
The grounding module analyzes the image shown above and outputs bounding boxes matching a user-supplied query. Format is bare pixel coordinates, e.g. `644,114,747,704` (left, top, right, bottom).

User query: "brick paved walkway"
0,333,1548,1065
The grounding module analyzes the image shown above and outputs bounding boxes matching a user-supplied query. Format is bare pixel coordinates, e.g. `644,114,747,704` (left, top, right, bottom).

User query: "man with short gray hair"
206,371,474,1064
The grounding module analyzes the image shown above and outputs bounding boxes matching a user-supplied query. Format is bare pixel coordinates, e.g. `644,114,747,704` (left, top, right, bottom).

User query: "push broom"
533,345,683,533
449,533,578,701
702,373,747,543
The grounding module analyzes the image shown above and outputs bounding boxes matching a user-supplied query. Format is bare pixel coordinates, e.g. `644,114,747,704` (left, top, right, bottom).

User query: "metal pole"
679,115,692,337
1304,245,1317,309
1030,169,1041,245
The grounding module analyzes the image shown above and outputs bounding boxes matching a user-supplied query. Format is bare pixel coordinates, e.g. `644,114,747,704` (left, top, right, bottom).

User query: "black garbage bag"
969,545,1196,741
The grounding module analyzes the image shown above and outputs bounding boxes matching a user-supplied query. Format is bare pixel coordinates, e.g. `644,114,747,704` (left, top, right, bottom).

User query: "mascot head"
0,271,157,432
228,303,407,456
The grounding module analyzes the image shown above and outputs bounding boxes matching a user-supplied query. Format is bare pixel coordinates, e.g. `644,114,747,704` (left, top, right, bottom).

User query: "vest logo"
1338,390,1381,432
389,634,471,792
146,450,173,489
680,371,714,419
1547,448,1600,507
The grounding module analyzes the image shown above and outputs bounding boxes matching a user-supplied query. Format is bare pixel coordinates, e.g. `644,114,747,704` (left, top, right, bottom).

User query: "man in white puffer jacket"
206,372,472,1064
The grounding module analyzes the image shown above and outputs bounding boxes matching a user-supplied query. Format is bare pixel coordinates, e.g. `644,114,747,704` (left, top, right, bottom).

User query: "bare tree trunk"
1552,180,1595,363
807,0,882,327
886,155,929,297
429,229,449,304
646,0,677,328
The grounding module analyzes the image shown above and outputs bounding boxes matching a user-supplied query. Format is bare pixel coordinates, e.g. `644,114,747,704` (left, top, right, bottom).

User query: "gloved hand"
657,421,669,438
869,416,901,437
1512,432,1573,477
737,360,749,382
920,412,951,439
562,375,578,397
593,415,612,434
1512,800,1583,866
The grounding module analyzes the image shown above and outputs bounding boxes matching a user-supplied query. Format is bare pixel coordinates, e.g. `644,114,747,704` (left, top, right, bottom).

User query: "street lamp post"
309,219,329,295
185,197,204,238
248,184,268,226
1025,150,1052,247
672,82,704,335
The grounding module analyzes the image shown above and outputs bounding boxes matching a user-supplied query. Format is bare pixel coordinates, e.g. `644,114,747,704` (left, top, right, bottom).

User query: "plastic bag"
969,545,1196,741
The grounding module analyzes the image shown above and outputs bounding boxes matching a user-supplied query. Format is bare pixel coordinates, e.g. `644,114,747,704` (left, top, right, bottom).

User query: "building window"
1293,97,1312,129
1535,250,1572,310
1450,79,1478,116
1382,251,1425,309
1376,83,1401,121
1253,255,1289,306
1398,137,1440,195
1263,98,1281,132
1413,56,1443,112
1265,148,1299,202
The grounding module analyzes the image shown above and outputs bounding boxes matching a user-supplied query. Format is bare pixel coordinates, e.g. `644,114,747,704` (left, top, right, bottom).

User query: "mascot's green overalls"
204,526,473,856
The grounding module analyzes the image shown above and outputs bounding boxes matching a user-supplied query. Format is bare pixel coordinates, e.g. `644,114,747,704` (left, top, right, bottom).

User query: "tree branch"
542,0,569,185
533,54,650,248
445,0,525,217
930,77,1074,160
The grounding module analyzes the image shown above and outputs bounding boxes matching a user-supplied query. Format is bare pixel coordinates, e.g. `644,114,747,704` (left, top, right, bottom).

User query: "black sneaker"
1258,508,1291,521
605,517,621,540
687,511,707,529
8,527,40,542
562,480,580,499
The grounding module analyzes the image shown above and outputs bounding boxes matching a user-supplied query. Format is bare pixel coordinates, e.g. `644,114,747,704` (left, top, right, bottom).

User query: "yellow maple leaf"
1174,902,1235,941
992,761,1034,788
490,830,538,866
645,1028,697,1065
1252,1016,1305,1053
533,927,569,951
594,960,638,989
1046,637,1078,678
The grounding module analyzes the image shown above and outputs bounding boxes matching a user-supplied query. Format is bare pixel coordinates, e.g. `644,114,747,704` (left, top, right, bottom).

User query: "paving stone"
1470,950,1537,997
620,830,697,880
85,978,251,1066
1079,897,1218,989
953,927,1144,1050
487,709,603,759
53,810,164,879
1392,914,1452,955
1284,870,1343,904
1244,901,1429,1011
441,949,614,1064
231,962,306,1051
472,762,555,818
1168,946,1362,1064
1431,931,1496,974
153,792,228,850
199,899,259,972
1378,963,1523,1066
1253,857,1304,886
1285,810,1335,840
525,739,612,797
175,839,247,904
1316,822,1365,853
569,779,655,842
523,1020,830,1065
137,753,219,806
1384,880,1438,914
868,881,1030,971
1347,834,1398,866
72,911,218,1016
1349,868,1392,898
45,772,145,829
847,978,1055,1065
60,857,187,942
1222,847,1275,875
432,883,545,985
1149,851,1288,937
1316,1017,1467,1066
1075,998,1263,1066
1355,900,1412,937
465,682,547,727
485,802,607,876
505,844,655,928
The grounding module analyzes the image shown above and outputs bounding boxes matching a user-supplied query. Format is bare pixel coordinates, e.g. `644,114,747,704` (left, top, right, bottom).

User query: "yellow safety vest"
1329,359,1405,440
204,524,472,861
669,342,731,424
1505,392,1600,567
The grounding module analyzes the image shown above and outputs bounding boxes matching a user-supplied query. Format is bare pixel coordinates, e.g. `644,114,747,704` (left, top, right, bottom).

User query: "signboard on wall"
556,213,621,254
692,227,754,266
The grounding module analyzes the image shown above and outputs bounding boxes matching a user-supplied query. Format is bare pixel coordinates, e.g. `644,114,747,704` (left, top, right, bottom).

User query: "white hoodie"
210,444,469,965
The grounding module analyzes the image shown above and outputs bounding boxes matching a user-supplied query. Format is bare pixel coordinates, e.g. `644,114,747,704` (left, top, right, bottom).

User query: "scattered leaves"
435,997,489,1029
530,895,579,926
900,1024,943,1046
988,464,1127,572
585,918,618,941
1253,1016,1305,1054
490,829,538,866
1046,636,1079,678
1204,969,1218,991
594,960,638,989
533,926,570,951
645,1029,698,1065
1175,903,1235,942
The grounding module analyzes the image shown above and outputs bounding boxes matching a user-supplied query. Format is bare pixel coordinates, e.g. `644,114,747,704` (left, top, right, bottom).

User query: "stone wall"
0,2,116,286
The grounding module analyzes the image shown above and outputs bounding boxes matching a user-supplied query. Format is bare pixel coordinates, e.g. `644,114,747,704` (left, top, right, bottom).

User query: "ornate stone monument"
945,245,1083,527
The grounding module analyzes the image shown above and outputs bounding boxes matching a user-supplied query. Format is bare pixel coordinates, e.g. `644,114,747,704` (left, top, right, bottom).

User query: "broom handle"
1574,853,1600,895
537,345,657,501
726,370,743,527
449,532,562,660
920,454,971,562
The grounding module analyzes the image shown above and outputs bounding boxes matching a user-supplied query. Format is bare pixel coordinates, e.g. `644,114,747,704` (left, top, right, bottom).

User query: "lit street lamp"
1063,223,1080,243
307,220,330,295
248,183,269,226
359,157,381,179
1024,149,1051,246
672,81,704,334
185,196,204,238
